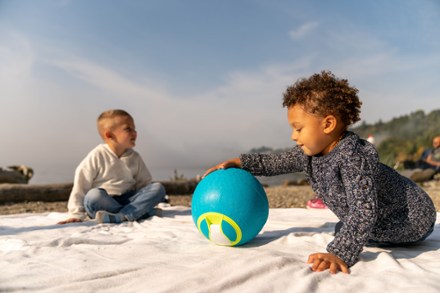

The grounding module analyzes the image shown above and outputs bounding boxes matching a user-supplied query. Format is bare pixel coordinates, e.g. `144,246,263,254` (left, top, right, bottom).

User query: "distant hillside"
250,108,440,168
352,109,440,166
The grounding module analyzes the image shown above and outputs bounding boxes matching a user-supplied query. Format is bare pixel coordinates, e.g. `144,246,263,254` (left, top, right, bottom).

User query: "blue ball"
192,168,269,246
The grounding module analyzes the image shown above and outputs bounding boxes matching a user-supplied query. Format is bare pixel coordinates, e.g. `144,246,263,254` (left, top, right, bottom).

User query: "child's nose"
291,130,298,141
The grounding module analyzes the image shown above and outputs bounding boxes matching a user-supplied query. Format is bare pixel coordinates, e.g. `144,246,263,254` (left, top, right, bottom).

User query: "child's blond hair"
97,109,133,139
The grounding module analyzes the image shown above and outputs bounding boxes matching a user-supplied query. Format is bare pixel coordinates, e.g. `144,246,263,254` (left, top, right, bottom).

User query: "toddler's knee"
151,182,166,196
84,188,108,204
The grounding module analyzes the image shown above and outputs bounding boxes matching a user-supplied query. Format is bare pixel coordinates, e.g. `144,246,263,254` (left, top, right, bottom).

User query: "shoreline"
1,181,440,215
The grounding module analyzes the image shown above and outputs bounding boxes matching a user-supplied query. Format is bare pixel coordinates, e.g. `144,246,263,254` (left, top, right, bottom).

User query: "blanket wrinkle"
46,237,130,247
0,208,439,293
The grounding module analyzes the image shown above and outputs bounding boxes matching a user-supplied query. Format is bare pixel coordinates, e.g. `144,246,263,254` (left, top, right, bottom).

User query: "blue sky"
1,0,440,183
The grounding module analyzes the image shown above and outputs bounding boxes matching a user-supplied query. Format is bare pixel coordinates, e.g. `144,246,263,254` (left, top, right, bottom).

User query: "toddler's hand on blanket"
307,253,350,274
57,218,82,225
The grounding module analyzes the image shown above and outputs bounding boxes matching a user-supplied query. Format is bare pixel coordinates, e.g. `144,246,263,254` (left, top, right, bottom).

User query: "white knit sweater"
67,144,152,219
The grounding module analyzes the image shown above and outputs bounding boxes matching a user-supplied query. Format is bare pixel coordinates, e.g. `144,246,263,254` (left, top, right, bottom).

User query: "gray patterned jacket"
240,131,436,266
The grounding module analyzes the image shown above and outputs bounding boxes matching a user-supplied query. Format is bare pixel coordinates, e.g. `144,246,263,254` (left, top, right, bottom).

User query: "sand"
1,182,440,215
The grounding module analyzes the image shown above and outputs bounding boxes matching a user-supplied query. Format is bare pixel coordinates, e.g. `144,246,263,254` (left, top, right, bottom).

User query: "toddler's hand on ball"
202,158,242,178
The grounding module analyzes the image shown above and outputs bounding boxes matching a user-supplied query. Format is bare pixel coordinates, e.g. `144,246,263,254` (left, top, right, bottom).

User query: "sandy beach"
1,180,439,215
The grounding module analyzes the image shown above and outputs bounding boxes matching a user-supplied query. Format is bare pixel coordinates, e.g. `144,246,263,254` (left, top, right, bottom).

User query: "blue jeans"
84,183,166,221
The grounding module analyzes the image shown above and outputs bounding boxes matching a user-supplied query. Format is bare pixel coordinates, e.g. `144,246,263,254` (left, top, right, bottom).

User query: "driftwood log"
0,183,73,203
0,180,199,204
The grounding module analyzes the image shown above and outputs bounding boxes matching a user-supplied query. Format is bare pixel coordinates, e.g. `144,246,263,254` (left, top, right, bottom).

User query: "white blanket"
1,207,439,293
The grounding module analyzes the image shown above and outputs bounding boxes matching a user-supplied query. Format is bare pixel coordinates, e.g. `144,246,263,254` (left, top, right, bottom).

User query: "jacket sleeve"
326,154,378,267
67,155,96,220
239,146,307,176
135,155,152,190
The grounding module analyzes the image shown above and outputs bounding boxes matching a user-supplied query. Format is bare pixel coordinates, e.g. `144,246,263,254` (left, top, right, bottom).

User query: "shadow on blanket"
361,241,440,264
362,223,440,262
161,208,192,218
248,222,440,263
0,208,191,236
0,221,96,236
246,221,338,247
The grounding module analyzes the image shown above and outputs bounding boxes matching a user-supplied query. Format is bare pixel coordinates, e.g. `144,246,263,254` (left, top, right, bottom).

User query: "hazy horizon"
1,0,440,184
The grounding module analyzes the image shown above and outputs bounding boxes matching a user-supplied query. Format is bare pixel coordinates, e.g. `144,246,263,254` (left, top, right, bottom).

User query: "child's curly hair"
282,70,362,127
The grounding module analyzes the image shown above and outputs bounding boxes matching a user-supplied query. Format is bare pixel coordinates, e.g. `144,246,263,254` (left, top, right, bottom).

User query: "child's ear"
104,130,113,140
322,115,337,134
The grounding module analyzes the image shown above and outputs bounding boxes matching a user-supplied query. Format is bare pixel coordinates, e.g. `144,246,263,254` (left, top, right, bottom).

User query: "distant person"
366,134,375,145
203,71,436,274
58,109,166,225
424,136,440,170
403,136,440,171
403,136,440,182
